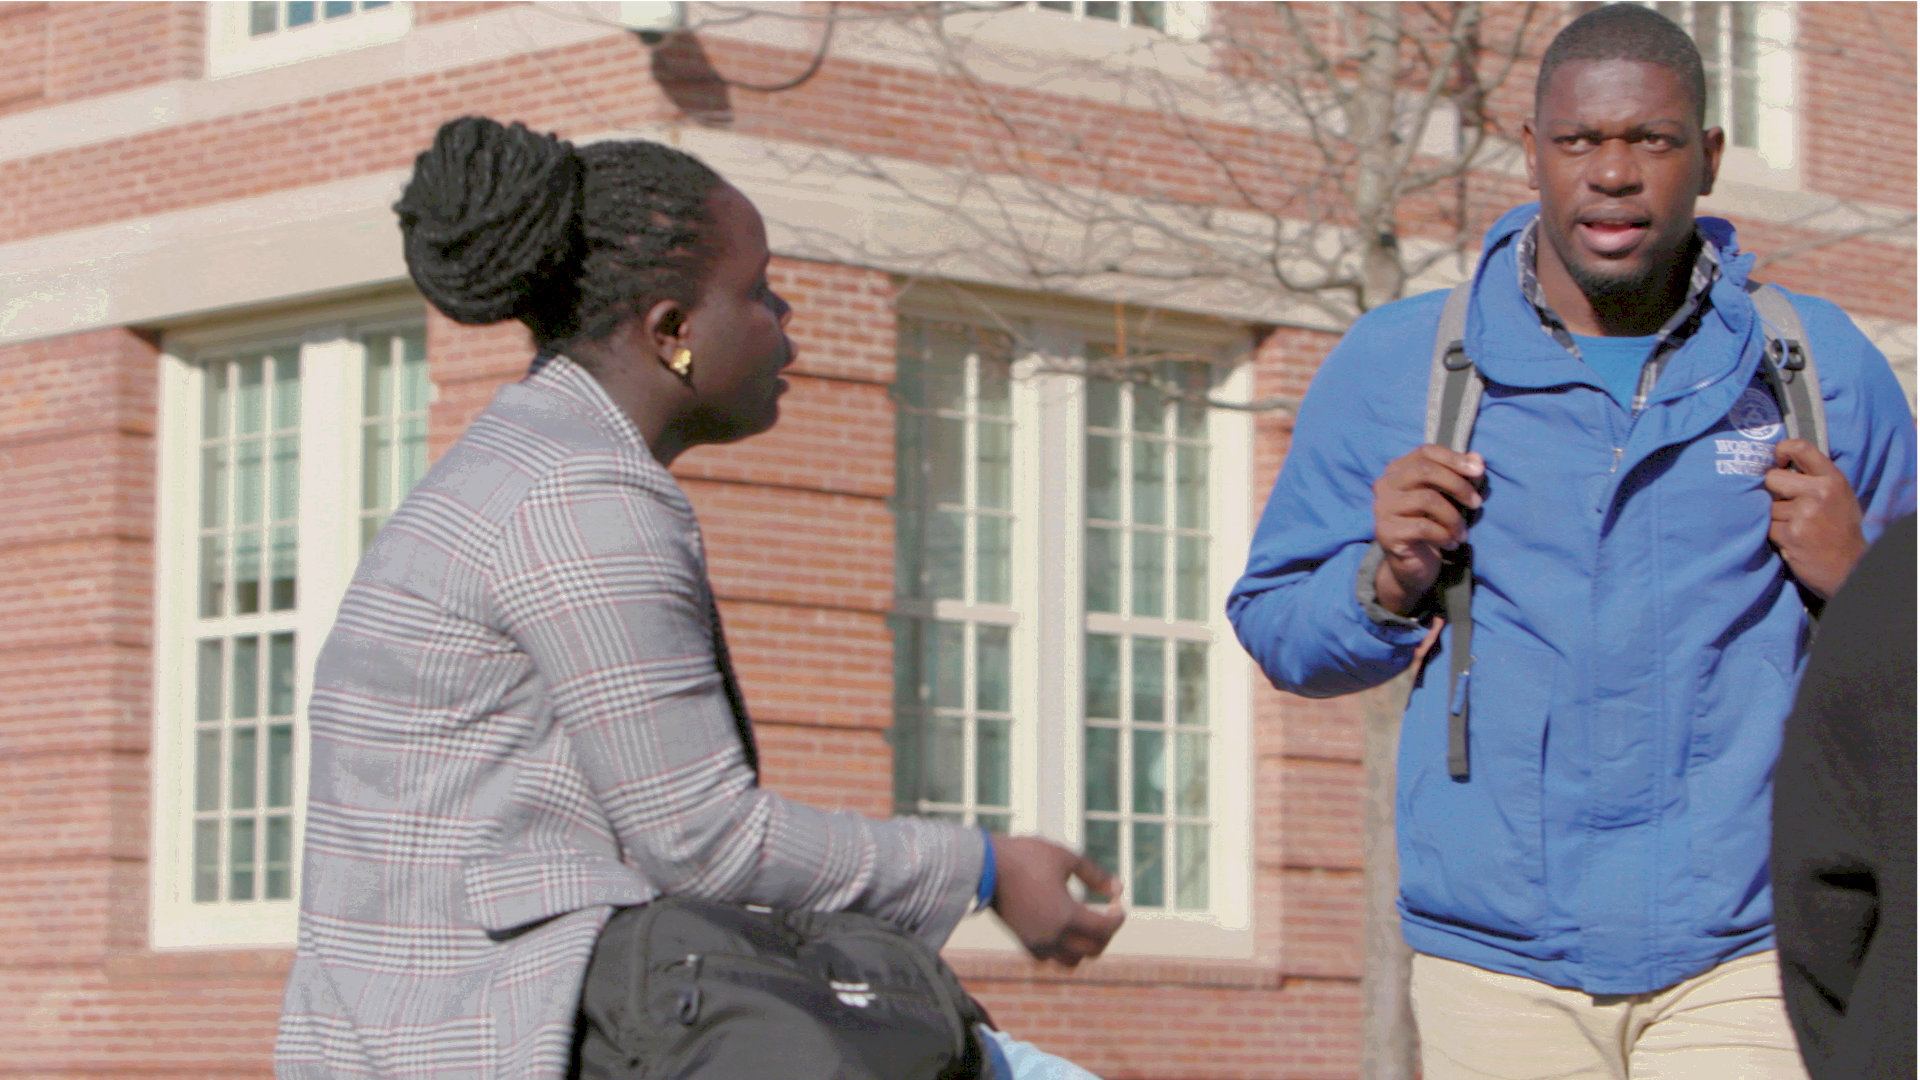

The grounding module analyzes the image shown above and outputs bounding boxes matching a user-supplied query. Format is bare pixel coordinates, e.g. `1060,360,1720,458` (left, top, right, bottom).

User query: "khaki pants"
1410,950,1810,1080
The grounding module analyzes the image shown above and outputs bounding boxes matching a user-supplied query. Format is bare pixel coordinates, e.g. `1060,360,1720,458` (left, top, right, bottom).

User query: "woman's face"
675,183,795,445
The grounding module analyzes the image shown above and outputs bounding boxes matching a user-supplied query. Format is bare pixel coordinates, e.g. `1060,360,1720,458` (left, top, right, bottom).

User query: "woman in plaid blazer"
273,118,1125,1079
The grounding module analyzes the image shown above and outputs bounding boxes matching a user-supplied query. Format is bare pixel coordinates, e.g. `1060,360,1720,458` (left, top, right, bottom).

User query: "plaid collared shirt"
1515,217,1721,413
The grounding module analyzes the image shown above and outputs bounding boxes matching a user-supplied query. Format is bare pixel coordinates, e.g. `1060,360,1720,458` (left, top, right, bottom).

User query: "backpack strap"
1746,280,1829,456
1426,282,1481,781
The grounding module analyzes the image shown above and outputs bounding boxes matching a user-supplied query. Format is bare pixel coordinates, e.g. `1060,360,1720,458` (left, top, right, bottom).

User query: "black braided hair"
1537,4,1708,126
394,116,726,350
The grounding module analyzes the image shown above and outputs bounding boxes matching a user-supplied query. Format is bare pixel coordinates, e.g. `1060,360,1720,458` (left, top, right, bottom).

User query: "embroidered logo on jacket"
1715,387,1782,477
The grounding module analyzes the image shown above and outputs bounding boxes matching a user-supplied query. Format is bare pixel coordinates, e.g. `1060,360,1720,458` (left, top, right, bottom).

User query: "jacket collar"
1465,204,1762,407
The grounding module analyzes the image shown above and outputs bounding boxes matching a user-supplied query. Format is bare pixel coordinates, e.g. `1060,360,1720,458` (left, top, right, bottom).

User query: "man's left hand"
1764,439,1866,601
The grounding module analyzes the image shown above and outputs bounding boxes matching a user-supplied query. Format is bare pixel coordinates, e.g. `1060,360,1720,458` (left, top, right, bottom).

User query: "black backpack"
576,897,998,1080
1416,279,1828,781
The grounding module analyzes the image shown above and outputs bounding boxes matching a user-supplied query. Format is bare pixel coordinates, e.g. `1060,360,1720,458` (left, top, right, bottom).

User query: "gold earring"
668,347,694,381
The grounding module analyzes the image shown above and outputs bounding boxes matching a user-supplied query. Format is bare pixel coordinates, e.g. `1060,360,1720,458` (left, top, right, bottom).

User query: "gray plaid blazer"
275,355,982,1079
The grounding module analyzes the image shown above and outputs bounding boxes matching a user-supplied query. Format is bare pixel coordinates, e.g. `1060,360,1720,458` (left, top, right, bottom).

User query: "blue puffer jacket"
1228,204,1916,994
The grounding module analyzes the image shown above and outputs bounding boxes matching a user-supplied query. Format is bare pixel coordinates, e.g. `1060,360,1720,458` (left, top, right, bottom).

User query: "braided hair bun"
394,116,584,329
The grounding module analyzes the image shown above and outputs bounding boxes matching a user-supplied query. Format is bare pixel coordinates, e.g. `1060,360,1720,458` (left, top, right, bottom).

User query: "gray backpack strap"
1425,282,1481,781
1746,280,1829,456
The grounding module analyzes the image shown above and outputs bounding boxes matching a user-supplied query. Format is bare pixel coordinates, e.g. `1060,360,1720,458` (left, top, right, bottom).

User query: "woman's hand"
988,835,1127,967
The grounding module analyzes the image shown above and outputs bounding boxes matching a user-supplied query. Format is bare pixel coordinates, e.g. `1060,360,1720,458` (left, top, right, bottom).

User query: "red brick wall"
0,1,203,117
1800,2,1916,210
0,3,1911,1077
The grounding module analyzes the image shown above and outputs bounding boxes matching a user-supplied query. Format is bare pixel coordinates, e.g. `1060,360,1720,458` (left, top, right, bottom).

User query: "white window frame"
150,298,425,950
206,0,413,79
1650,1,1799,183
1025,0,1209,39
898,294,1254,961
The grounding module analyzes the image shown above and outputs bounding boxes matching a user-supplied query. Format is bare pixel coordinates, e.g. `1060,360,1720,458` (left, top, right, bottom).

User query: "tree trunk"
1359,669,1418,1080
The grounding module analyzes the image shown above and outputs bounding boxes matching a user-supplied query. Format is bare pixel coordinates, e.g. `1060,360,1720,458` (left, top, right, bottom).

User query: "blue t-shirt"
1570,332,1659,411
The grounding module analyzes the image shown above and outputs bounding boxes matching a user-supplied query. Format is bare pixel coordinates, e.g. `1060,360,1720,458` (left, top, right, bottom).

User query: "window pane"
922,714,966,805
266,816,294,900
1085,434,1121,521
270,434,299,521
1132,637,1164,724
236,358,265,435
928,511,965,600
1176,641,1207,726
230,819,257,901
1176,731,1209,816
1087,379,1121,430
976,514,1011,605
925,338,967,413
1132,728,1165,814
1131,1,1166,32
1176,444,1207,528
324,0,354,19
1131,821,1165,907
200,446,228,529
361,422,392,514
194,820,221,902
977,624,1011,713
977,718,1010,809
978,421,1011,511
272,350,300,430
1175,823,1209,910
196,639,224,723
203,362,229,438
1083,818,1120,901
236,438,264,526
1131,530,1165,617
195,730,222,813
267,723,295,809
928,416,965,507
400,415,428,496
269,524,298,611
1730,4,1758,147
1176,534,1208,622
199,535,226,618
268,633,297,716
231,726,258,812
1084,634,1121,719
1133,439,1165,526
893,500,922,599
933,622,965,710
891,714,921,811
400,331,431,409
978,354,1010,418
1131,379,1165,435
232,635,259,720
249,1,279,35
364,333,393,416
978,812,1011,835
1084,526,1119,613
1085,1,1120,22
1084,726,1120,812
286,1,315,27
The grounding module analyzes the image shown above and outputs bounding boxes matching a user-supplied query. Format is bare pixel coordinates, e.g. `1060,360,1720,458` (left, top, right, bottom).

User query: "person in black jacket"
1772,511,1916,1079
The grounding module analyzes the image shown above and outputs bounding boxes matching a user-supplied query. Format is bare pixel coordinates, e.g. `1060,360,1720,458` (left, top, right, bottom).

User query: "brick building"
0,2,1911,1077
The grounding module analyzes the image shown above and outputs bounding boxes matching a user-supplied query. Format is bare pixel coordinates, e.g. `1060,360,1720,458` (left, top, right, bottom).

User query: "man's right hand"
1372,445,1486,617
989,835,1126,968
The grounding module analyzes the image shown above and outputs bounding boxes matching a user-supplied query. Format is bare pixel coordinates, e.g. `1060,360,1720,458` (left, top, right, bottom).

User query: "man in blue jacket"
1228,6,1916,1077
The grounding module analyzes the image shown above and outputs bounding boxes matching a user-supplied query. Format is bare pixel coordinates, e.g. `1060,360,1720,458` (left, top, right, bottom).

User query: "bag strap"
1425,282,1481,782
1746,280,1829,456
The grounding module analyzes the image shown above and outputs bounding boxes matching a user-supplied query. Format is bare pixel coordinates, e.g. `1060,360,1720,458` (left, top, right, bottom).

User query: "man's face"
1523,58,1723,305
